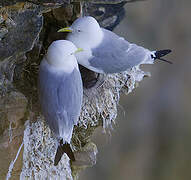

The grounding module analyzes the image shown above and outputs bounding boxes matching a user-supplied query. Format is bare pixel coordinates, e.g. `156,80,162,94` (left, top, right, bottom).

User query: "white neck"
45,56,78,74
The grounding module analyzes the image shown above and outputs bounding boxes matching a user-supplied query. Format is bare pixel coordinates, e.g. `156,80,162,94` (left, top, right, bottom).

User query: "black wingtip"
155,49,172,59
54,140,75,166
152,49,172,64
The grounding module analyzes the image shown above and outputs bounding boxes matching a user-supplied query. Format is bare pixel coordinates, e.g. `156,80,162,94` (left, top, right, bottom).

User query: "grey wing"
38,62,83,139
57,68,83,126
90,28,149,73
38,62,61,136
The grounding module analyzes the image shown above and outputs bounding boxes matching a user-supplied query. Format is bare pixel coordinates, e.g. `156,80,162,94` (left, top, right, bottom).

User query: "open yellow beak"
74,48,83,54
58,27,73,33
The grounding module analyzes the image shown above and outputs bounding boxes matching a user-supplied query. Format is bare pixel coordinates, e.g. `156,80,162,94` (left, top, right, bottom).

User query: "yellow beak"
58,27,73,33
74,48,83,54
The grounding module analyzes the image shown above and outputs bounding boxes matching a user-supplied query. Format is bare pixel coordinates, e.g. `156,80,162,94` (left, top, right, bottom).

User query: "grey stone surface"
0,5,43,62
0,0,69,7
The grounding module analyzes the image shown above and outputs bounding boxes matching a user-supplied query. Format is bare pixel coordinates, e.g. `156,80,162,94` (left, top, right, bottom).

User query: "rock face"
0,0,150,179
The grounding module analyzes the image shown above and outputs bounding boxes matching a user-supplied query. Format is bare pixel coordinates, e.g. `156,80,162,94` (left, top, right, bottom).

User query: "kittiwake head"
58,16,103,49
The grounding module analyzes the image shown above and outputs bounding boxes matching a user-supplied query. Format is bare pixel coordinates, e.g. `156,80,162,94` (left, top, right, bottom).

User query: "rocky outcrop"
0,0,150,179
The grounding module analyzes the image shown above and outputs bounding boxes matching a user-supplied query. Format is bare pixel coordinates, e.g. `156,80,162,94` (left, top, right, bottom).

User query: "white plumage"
38,40,83,165
59,16,172,74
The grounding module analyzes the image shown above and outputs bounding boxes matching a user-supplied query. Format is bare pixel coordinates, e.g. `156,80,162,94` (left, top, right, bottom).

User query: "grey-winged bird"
58,16,172,74
38,40,83,166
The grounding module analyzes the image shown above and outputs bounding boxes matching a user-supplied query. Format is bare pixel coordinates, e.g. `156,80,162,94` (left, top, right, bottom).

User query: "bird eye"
77,29,81,32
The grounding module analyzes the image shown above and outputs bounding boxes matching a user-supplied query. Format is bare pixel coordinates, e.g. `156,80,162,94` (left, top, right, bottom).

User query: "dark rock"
84,1,127,30
91,0,145,4
0,5,43,62
0,0,69,7
84,0,145,30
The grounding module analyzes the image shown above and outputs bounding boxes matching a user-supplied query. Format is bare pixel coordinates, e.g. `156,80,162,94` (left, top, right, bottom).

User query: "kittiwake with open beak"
38,40,83,166
58,16,172,74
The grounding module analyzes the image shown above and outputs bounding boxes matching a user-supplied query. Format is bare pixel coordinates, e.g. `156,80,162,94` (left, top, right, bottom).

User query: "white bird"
38,40,83,165
58,16,172,74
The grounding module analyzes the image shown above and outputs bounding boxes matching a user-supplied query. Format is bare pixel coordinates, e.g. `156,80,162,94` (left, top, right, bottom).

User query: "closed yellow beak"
74,48,83,54
58,27,73,33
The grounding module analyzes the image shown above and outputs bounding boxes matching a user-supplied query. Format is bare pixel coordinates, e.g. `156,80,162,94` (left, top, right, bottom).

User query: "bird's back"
38,59,83,142
90,28,151,73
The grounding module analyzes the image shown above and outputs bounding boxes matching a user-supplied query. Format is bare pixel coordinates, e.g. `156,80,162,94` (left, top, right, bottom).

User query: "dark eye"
77,29,81,32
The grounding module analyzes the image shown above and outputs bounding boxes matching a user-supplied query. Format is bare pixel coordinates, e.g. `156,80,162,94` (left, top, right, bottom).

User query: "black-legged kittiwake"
38,40,83,166
58,16,172,74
